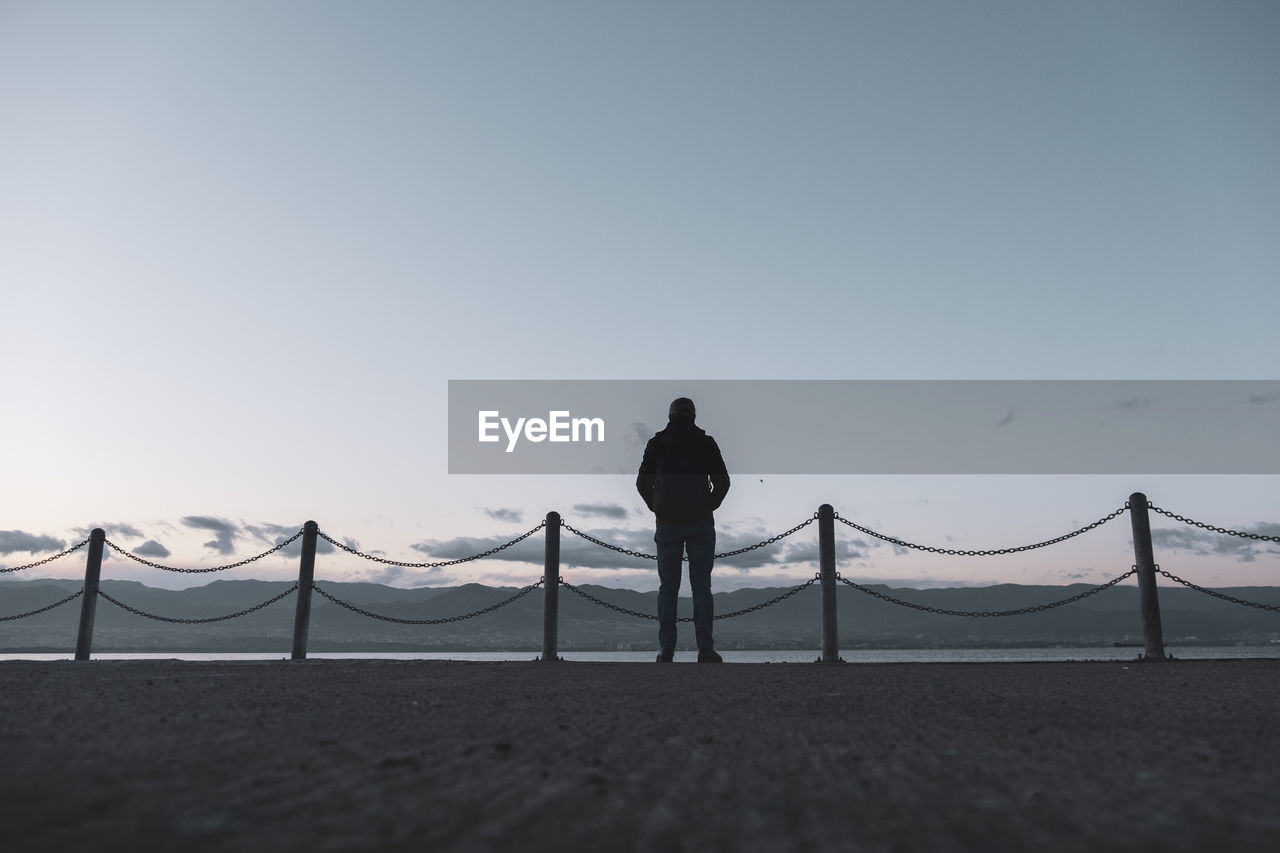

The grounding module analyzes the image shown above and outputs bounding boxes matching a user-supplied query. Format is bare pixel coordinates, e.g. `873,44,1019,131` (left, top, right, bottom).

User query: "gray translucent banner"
448,380,1280,474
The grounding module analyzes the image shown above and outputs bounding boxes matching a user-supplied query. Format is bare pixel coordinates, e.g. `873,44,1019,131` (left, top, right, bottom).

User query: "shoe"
656,649,674,663
697,649,723,663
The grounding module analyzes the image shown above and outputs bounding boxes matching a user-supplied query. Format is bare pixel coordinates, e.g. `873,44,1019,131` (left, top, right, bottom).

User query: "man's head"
669,397,696,422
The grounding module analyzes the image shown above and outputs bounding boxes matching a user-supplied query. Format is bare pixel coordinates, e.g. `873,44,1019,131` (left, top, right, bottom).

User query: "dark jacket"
636,418,731,523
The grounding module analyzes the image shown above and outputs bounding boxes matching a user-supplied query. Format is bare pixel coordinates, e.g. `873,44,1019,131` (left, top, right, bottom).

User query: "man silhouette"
636,397,731,663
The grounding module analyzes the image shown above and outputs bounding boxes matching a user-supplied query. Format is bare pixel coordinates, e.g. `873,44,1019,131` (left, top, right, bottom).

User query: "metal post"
290,521,319,661
540,511,561,661
74,528,105,661
818,504,842,663
1128,493,1167,661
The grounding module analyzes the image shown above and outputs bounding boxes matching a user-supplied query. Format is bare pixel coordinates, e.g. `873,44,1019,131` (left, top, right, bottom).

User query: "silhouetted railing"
3,492,1278,661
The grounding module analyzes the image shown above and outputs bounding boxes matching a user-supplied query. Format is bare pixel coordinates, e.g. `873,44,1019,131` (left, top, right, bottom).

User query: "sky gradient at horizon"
2,1,1277,592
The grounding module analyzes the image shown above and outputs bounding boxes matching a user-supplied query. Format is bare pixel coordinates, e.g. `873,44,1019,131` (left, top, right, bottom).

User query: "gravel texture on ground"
2,658,1278,852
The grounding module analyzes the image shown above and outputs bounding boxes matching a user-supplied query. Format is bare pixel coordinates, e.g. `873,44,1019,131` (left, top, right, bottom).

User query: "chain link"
1155,567,1280,613
1148,505,1280,543
834,505,1129,556
311,580,543,624
560,514,818,562
558,524,658,562
557,579,656,619
710,575,820,619
96,585,298,623
104,530,305,574
316,522,546,568
558,574,820,622
0,588,84,621
716,515,820,559
0,538,90,573
837,568,1137,617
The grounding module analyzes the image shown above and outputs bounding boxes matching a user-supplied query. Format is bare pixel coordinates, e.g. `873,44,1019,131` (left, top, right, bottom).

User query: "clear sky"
2,1,1277,593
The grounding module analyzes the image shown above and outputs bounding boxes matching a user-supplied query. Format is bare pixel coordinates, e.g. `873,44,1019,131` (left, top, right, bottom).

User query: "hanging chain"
557,579,656,619
837,568,1137,617
560,514,818,562
716,515,820,559
833,505,1130,556
1147,505,1280,543
557,524,656,561
104,530,305,574
316,522,546,568
96,585,298,623
1,538,90,573
713,575,821,619
0,588,84,621
311,580,543,624
1155,567,1280,612
559,574,820,622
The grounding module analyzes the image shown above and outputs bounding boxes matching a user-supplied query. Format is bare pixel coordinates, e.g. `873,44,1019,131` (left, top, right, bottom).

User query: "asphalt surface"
3,658,1278,852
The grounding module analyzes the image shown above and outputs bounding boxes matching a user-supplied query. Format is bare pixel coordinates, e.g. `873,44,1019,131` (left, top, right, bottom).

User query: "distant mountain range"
2,577,1279,652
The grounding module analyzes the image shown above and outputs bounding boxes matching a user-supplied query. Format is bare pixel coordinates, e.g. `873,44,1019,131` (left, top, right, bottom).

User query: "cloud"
834,510,930,553
182,516,240,555
412,527,655,571
1115,396,1151,409
1248,392,1279,405
409,523,827,572
245,522,300,542
996,408,1015,428
414,530,639,569
627,422,654,448
245,522,336,558
413,533,539,561
0,530,67,556
326,536,443,586
779,538,869,565
571,503,629,520
72,522,145,539
484,508,523,523
133,540,171,558
707,528,800,570
362,561,448,586
841,525,913,555
363,565,406,585
1151,524,1280,563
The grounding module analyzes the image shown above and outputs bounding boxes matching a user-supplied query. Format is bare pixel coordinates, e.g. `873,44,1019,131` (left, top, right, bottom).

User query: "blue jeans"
655,519,716,651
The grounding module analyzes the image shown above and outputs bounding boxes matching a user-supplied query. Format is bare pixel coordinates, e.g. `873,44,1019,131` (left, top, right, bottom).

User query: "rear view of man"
636,397,731,663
